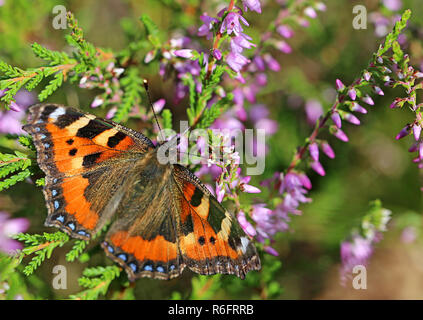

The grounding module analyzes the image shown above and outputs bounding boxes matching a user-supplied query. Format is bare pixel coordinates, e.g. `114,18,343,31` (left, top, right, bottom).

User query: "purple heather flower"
350,102,367,114
9,101,21,112
331,112,342,128
0,212,29,254
278,173,312,206
90,96,104,108
343,112,361,125
275,40,292,54
212,49,222,60
220,12,249,36
395,125,409,140
309,142,319,162
198,14,219,40
363,71,371,81
237,210,257,237
215,183,225,203
374,86,384,96
251,204,276,240
172,49,194,59
252,55,265,71
321,141,335,159
413,124,421,141
332,126,349,142
264,246,279,256
239,176,261,194
335,79,345,91
276,25,294,38
242,0,262,13
153,99,165,113
311,161,325,176
230,34,256,53
389,100,399,109
362,95,375,106
255,73,267,86
263,54,280,72
348,88,357,101
226,52,250,73
298,172,312,190
106,106,117,119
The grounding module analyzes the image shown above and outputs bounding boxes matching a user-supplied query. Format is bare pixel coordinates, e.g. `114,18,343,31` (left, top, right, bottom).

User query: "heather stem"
286,100,340,172
205,0,236,81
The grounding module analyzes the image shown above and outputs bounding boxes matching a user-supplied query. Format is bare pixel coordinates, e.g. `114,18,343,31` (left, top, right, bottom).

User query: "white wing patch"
240,237,250,254
48,107,66,120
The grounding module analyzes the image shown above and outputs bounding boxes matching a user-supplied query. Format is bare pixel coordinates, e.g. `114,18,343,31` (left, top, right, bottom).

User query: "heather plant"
0,0,423,300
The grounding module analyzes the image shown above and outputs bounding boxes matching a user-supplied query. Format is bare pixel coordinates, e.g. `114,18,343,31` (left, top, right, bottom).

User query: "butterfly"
23,103,261,280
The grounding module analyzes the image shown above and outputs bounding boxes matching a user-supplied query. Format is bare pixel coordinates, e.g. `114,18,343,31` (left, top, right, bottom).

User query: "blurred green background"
1,0,423,299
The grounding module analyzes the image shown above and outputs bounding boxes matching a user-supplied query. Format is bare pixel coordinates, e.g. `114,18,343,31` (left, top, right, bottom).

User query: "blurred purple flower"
395,125,409,140
198,14,219,40
304,7,317,19
172,49,194,59
383,0,402,11
226,52,250,73
401,226,417,244
242,0,262,13
264,246,279,256
413,124,421,141
263,54,280,72
340,235,373,279
90,96,104,108
0,90,36,134
275,40,292,54
305,100,323,125
276,25,294,38
237,210,257,237
0,212,29,254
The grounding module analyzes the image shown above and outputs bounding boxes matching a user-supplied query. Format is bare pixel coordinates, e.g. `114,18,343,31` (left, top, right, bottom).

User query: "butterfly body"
23,104,261,280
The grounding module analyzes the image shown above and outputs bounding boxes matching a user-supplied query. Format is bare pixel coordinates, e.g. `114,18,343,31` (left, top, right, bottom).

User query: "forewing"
23,104,154,239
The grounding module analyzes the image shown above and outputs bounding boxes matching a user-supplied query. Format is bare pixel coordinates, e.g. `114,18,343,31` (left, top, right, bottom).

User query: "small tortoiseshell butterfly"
23,103,261,280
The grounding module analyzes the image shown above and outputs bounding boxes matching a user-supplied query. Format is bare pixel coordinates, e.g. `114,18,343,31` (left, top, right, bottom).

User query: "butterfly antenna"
143,79,165,143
